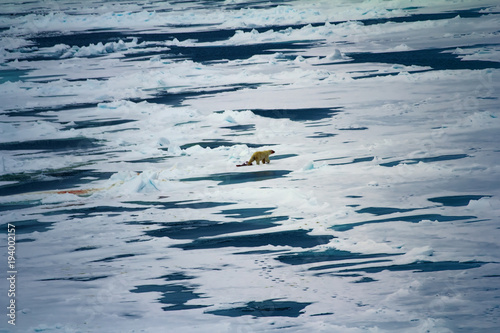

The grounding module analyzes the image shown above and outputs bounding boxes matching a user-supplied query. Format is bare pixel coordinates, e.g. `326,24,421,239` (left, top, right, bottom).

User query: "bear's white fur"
247,150,275,165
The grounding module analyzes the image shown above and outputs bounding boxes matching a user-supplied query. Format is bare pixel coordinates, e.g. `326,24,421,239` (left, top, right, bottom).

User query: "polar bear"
247,150,275,165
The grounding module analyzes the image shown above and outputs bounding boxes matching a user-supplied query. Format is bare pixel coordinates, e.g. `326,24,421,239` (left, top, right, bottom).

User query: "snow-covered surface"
1,1,499,332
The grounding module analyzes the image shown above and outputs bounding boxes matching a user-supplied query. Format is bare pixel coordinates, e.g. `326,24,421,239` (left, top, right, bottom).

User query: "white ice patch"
40,192,80,204
394,246,435,265
450,46,500,63
103,170,162,194
466,196,499,215
50,38,146,59
0,120,64,143
324,49,349,61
